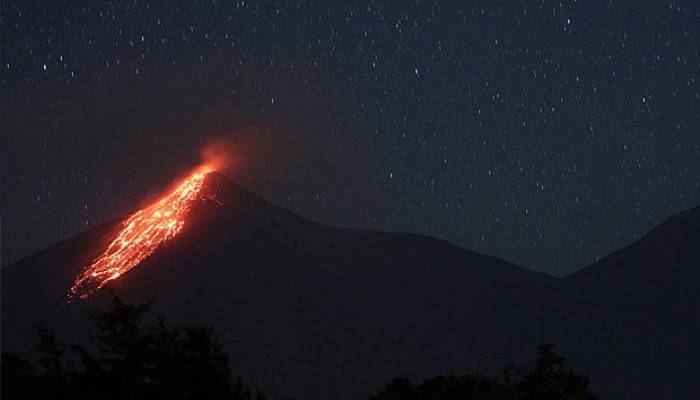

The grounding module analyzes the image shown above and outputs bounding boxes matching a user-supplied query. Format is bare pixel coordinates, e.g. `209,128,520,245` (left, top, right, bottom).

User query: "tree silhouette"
3,295,601,400
371,344,601,400
1,293,263,400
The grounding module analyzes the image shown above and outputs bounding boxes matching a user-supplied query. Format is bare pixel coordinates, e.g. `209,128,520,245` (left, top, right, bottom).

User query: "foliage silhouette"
371,343,601,400
1,293,264,400
2,294,601,400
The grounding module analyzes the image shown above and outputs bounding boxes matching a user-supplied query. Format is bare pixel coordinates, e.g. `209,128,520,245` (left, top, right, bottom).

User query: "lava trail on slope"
68,167,212,301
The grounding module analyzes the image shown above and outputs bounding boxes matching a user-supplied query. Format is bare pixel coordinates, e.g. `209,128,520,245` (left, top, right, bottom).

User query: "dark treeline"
1,295,599,400
1,294,263,400
371,344,600,400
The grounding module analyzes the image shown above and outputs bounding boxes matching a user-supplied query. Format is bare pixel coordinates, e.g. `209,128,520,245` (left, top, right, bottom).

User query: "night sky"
2,1,699,276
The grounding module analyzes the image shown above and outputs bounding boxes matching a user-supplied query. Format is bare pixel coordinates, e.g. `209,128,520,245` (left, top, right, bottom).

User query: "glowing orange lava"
68,167,212,301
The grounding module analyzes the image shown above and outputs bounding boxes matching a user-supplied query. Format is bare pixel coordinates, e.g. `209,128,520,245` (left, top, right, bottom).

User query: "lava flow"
68,167,212,301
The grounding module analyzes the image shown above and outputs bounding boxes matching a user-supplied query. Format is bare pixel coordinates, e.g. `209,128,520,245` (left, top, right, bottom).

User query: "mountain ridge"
2,172,698,400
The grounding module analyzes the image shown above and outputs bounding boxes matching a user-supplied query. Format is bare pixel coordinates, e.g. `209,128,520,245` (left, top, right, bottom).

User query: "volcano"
2,172,699,400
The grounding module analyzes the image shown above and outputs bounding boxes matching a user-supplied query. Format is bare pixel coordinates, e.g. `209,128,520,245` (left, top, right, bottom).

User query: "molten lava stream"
68,169,209,301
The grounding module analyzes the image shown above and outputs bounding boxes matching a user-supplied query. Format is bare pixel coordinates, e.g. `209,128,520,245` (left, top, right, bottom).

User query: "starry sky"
2,1,699,276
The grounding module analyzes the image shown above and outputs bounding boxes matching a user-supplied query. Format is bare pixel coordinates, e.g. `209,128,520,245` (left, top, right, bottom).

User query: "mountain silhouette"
546,204,700,399
2,172,698,399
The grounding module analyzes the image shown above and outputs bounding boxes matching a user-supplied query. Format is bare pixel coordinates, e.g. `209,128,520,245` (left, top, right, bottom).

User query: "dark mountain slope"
4,173,698,399
2,172,554,400
548,205,700,400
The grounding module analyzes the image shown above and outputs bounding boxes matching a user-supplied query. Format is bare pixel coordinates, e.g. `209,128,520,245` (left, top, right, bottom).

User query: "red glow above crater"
68,165,213,301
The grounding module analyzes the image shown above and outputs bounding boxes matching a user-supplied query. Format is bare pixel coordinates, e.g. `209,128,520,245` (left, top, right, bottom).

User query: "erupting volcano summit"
68,166,215,300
